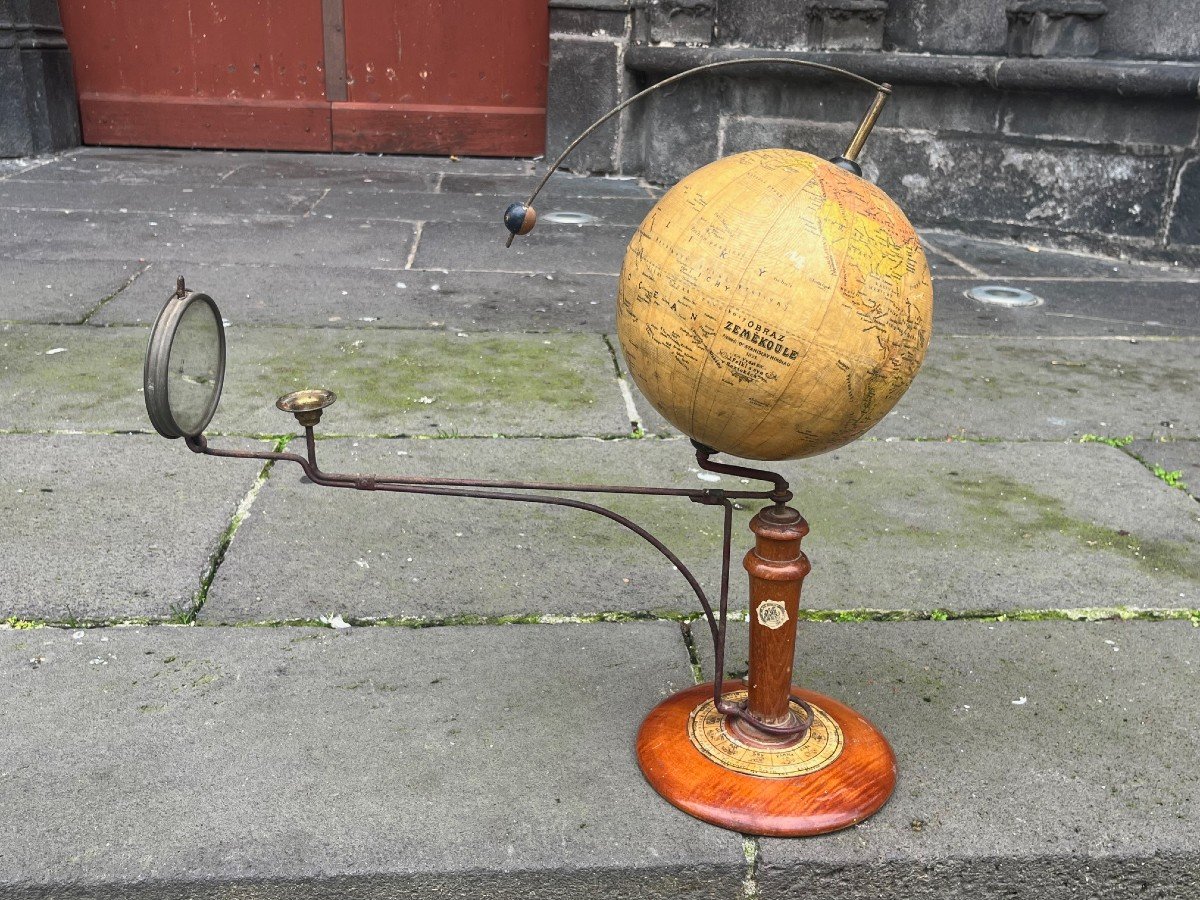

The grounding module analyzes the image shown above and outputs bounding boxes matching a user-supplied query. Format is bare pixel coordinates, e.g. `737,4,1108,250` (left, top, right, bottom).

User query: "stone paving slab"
694,620,1200,898
4,148,255,183
312,188,656,227
86,266,1200,338
221,150,534,176
0,209,416,269
1127,439,1200,501
0,259,141,323
889,336,1199,441
923,231,1195,280
918,242,973,275
94,261,619,331
0,434,265,623
6,148,536,183
217,163,435,191
203,438,1199,624
414,222,637,275
203,436,735,624
935,277,1200,337
0,622,747,899
0,180,327,218
622,336,1200,441
219,153,532,184
6,153,432,192
440,172,655,199
0,324,628,438
0,157,53,178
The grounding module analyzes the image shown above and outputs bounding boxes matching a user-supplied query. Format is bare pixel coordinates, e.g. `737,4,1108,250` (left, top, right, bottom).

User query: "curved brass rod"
184,433,730,640
504,56,891,246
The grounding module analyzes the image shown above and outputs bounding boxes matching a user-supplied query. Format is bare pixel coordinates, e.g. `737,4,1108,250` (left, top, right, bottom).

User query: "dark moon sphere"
503,202,537,236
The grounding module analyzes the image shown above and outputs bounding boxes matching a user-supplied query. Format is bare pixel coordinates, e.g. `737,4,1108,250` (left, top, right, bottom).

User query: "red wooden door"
58,0,548,156
60,0,332,151
332,1,547,156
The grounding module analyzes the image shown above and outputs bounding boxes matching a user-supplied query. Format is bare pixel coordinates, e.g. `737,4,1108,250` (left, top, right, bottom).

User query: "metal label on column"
756,599,789,630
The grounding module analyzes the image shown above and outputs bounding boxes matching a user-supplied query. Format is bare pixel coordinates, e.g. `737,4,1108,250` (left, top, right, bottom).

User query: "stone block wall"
0,0,79,157
3,0,1196,261
547,0,1200,263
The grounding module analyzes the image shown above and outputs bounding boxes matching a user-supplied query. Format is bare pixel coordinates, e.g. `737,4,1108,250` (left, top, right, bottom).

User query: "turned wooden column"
742,505,811,727
638,500,896,836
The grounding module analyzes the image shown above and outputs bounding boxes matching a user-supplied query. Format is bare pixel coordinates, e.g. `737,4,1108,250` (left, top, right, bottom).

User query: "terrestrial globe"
616,148,933,461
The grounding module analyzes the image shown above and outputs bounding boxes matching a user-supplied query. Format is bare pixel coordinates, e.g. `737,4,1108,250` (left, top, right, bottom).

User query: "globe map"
616,148,933,461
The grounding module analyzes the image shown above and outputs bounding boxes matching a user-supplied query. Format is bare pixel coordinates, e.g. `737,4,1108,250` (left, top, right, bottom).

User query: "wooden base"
636,681,896,837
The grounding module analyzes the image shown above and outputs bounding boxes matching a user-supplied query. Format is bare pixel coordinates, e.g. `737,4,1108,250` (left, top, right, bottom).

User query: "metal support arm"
185,431,812,738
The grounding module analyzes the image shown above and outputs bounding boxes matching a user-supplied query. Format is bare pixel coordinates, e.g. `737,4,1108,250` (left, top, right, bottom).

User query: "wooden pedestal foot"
636,680,895,836
636,504,895,836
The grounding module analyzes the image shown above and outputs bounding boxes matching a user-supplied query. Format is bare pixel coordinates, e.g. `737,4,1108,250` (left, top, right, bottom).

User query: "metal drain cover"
964,284,1043,307
542,210,599,225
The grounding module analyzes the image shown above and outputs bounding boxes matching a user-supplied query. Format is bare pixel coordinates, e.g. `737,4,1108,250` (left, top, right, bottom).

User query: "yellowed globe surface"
617,148,933,461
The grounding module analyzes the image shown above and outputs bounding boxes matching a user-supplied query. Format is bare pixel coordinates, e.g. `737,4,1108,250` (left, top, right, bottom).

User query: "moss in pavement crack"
680,621,704,684
186,437,290,624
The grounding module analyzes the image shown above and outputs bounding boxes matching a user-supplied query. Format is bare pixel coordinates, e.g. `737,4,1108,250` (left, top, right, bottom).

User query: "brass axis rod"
842,84,891,162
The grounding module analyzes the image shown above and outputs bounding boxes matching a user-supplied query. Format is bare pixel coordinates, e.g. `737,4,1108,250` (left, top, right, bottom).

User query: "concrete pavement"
1,147,1197,898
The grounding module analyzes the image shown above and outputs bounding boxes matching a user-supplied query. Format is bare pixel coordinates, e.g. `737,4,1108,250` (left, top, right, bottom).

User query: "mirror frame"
143,288,227,439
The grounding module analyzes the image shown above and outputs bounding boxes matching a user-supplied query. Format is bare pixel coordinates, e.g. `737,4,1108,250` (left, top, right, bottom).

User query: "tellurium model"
144,59,931,837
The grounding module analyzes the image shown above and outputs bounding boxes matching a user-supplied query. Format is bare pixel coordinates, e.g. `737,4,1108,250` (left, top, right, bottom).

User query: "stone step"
692,619,1200,899
0,434,266,623
5,433,1194,626
4,618,1195,898
0,325,629,438
0,622,744,899
5,322,1196,443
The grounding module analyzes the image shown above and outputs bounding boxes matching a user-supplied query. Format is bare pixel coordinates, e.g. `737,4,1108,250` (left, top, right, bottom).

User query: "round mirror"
144,284,226,439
